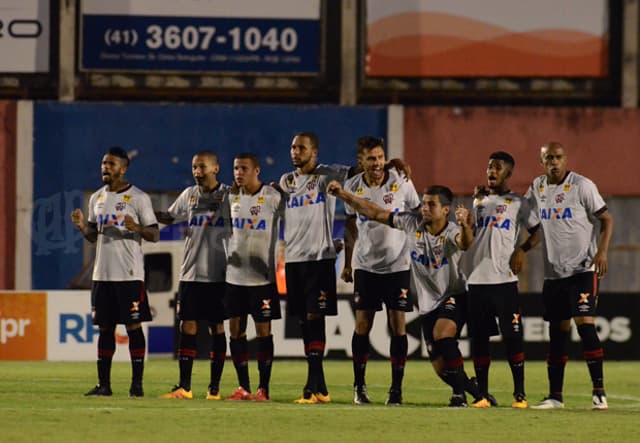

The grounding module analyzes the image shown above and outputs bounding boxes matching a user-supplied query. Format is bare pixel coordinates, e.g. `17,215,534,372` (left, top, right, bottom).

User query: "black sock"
256,335,274,394
209,332,227,393
352,332,370,387
230,337,251,392
577,323,605,391
435,337,466,396
127,327,146,385
548,324,569,401
177,333,196,390
304,318,326,394
505,337,526,396
390,335,408,391
97,329,115,387
472,337,491,395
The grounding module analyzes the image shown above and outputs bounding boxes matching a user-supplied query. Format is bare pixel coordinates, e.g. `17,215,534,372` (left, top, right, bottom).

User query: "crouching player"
328,181,491,407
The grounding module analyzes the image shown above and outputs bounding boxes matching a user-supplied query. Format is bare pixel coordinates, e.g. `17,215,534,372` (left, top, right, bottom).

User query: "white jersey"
525,171,607,279
393,214,466,314
88,184,157,281
462,192,538,285
344,169,420,273
226,184,284,286
167,183,231,282
279,164,350,263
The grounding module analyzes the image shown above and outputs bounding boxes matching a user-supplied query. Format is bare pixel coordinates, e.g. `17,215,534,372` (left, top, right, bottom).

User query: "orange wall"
404,107,640,196
0,101,16,289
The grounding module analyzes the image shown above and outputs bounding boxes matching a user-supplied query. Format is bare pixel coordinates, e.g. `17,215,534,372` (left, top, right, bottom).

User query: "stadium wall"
404,107,640,196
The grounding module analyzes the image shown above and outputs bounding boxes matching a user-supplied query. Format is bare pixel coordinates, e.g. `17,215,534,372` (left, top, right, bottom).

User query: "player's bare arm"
327,181,392,225
509,227,541,275
454,204,474,250
593,210,613,278
154,211,175,225
124,215,160,242
341,216,357,283
70,208,98,243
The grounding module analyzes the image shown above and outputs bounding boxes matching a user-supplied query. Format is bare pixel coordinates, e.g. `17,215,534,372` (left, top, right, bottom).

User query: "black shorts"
225,283,282,322
467,282,521,339
421,292,469,351
285,259,337,318
91,280,152,326
177,281,227,323
354,269,413,312
542,272,599,321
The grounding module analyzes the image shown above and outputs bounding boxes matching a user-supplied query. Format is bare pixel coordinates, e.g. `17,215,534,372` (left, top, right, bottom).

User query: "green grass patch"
0,359,637,442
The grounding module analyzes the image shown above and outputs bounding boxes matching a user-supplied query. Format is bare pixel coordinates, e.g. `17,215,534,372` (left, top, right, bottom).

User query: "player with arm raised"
328,181,491,407
156,151,230,400
460,151,540,409
71,146,159,397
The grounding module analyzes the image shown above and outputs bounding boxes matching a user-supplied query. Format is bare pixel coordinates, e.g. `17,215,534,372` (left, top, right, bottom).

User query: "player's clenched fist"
327,180,342,196
70,208,85,228
123,215,140,233
454,204,471,227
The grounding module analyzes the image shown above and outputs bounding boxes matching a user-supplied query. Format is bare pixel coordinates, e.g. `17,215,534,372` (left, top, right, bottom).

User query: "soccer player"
328,181,491,407
525,142,613,410
460,151,540,409
156,151,230,400
279,132,352,404
71,146,159,397
224,153,284,402
341,136,421,405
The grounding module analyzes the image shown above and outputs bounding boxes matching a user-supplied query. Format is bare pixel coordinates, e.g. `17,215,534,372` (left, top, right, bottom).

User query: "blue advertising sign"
80,0,322,74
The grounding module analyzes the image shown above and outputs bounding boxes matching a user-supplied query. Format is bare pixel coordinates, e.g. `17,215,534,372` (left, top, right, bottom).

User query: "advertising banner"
0,292,47,360
46,291,148,361
80,0,322,74
365,0,609,77
0,0,49,73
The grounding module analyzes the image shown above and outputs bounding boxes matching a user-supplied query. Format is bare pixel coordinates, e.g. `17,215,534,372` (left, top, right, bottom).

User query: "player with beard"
328,181,492,407
341,136,421,405
71,146,159,397
156,151,230,400
280,132,410,404
460,151,540,409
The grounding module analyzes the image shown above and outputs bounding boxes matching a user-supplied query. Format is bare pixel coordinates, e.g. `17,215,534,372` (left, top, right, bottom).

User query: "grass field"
0,359,638,442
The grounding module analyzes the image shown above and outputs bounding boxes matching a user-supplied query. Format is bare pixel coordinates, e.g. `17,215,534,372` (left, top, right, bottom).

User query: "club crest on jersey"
249,205,261,216
555,193,565,204
356,188,364,196
383,193,394,205
232,195,241,204
538,184,545,193
504,198,512,204
495,204,507,214
97,193,104,202
285,174,295,188
115,201,126,211
287,192,326,208
391,183,399,192
189,195,196,205
306,176,318,191
257,195,265,205
415,231,422,239
563,183,571,192
123,195,132,203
